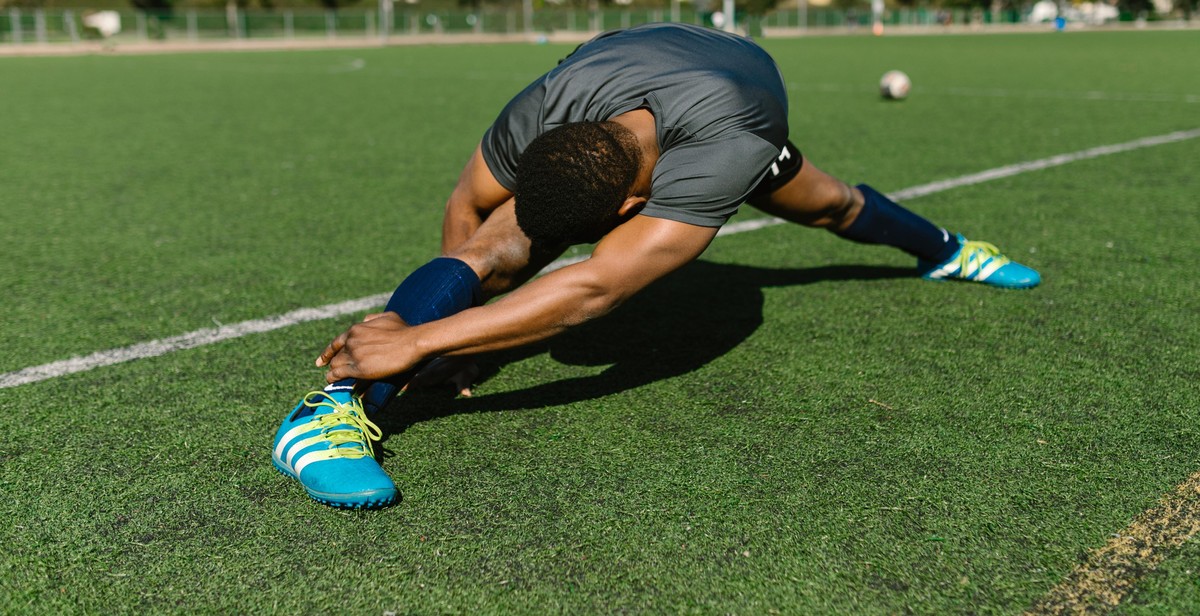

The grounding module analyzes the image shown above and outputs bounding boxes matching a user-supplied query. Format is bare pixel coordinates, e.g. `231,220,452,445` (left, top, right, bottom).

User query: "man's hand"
315,215,717,387
317,313,477,394
405,356,479,397
316,312,422,383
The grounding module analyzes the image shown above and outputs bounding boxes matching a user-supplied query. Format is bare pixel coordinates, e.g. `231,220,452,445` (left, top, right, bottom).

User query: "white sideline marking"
2,127,1198,389
0,295,389,389
889,128,1200,201
939,86,1200,105
330,58,367,73
190,57,366,75
788,82,1200,105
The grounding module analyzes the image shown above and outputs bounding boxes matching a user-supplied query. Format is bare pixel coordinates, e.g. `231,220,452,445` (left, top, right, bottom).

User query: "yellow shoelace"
301,391,384,459
955,239,1010,277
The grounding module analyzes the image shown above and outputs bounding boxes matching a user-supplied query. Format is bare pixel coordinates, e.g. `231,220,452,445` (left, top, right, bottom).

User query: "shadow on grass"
374,260,911,442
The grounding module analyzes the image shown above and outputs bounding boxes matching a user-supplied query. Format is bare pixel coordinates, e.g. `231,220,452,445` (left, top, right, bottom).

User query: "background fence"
0,5,1043,45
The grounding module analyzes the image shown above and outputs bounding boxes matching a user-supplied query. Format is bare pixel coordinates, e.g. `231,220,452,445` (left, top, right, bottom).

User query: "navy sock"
837,184,959,263
338,257,482,414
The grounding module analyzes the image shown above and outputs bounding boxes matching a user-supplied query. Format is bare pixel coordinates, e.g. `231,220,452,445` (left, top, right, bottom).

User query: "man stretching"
271,23,1040,508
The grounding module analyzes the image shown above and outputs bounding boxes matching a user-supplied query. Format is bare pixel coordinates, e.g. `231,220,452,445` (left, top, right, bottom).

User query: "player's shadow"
375,260,911,440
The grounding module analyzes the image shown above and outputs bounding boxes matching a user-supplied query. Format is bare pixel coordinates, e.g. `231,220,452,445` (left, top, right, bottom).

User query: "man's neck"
610,109,659,198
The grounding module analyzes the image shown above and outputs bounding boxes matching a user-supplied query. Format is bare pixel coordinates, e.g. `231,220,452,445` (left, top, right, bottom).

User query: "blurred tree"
738,0,779,14
941,0,989,10
1117,0,1154,16
222,0,278,11
130,0,173,15
736,0,776,37
457,0,526,10
1179,0,1196,20
314,0,361,10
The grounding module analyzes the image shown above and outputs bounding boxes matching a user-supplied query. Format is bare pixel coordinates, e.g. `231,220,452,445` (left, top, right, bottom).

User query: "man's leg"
272,201,560,509
748,149,1039,289
361,201,566,412
350,257,483,414
269,257,483,509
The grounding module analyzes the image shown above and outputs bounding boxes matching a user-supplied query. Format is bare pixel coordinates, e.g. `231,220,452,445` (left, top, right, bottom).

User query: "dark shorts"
747,141,804,204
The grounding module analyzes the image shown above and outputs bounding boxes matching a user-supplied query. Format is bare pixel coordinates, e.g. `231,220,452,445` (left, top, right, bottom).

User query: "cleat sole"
271,454,397,509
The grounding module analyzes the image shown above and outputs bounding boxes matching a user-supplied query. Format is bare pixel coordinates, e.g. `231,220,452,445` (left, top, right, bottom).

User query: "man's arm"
317,214,719,383
441,143,513,255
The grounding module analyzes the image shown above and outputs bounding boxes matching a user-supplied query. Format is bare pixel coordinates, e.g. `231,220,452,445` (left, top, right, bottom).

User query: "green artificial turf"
1,29,1199,614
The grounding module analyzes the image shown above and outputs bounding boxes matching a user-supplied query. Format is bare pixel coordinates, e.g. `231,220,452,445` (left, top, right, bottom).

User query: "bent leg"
445,198,566,300
354,257,484,413
358,199,565,412
271,201,558,508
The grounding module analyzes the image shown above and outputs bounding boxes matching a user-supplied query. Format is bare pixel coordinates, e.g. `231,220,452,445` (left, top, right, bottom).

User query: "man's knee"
442,202,536,288
750,169,861,230
812,181,862,231
445,218,561,297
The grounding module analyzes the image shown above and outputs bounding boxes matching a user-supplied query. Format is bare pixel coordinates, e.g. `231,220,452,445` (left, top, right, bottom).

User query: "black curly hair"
514,121,642,250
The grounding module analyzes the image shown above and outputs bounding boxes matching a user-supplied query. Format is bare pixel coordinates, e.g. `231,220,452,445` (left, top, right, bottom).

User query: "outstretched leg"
748,146,1039,289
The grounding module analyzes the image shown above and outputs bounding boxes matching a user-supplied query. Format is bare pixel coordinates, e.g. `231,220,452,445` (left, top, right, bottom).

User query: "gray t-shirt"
482,23,790,228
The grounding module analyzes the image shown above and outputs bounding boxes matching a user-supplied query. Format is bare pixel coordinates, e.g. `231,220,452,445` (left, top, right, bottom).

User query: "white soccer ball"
879,70,911,100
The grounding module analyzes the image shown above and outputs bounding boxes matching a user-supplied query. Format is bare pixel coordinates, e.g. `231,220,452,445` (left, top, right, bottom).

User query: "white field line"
939,86,1200,105
2,127,1198,389
788,82,1200,105
190,56,366,75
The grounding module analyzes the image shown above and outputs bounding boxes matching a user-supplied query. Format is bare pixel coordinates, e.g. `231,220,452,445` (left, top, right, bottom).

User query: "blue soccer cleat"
271,385,397,508
918,234,1041,289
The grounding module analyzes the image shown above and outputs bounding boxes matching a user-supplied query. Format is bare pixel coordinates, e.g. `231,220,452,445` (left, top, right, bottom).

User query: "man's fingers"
325,367,352,383
362,312,389,322
404,357,479,396
450,363,480,397
315,331,349,367
314,313,415,381
323,354,358,383
315,345,334,367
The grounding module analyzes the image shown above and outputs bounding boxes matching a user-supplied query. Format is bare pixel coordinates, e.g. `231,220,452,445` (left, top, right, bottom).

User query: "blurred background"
0,0,1194,49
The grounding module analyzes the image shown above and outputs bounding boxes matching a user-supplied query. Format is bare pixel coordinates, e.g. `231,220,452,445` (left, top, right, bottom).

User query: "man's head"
514,121,644,250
